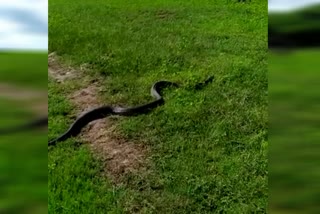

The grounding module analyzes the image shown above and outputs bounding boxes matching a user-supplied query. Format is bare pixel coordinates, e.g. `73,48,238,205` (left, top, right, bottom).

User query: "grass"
48,82,124,213
0,52,47,213
49,0,268,212
0,51,47,88
269,50,320,213
0,133,47,214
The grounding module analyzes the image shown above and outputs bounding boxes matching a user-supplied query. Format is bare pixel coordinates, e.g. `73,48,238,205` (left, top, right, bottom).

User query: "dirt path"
0,83,48,116
48,52,148,180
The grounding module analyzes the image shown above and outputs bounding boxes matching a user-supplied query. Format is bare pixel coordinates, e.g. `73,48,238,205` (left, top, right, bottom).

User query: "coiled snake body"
49,76,214,146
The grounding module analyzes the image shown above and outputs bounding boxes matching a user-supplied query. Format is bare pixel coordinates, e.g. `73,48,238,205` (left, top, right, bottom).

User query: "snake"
48,76,214,146
0,116,48,135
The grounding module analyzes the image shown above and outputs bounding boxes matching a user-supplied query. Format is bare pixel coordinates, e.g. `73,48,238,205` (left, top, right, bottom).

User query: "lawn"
269,50,320,213
269,13,320,214
0,51,48,88
0,52,47,213
49,0,268,213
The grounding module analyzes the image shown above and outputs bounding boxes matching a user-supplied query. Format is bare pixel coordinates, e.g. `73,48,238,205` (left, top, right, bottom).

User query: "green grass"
49,0,268,212
0,50,47,213
48,82,124,213
0,133,47,214
0,51,47,88
269,50,320,213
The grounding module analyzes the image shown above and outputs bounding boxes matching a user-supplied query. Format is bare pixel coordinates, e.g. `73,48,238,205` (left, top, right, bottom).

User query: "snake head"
193,75,214,90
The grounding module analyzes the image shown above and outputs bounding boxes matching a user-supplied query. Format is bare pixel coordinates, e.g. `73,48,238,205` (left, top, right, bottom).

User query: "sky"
269,0,320,11
0,0,320,50
0,0,47,50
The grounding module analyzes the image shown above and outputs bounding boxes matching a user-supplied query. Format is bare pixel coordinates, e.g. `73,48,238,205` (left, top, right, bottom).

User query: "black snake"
0,116,48,135
48,76,214,146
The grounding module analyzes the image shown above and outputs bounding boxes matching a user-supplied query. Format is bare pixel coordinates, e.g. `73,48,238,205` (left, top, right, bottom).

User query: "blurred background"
269,0,320,213
0,0,47,213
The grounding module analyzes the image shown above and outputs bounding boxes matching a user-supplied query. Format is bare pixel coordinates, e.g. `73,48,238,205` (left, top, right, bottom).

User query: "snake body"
0,116,47,135
48,81,177,146
48,76,214,146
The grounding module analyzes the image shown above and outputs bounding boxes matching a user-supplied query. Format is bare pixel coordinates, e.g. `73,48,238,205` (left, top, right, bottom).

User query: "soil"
48,52,148,180
0,83,48,117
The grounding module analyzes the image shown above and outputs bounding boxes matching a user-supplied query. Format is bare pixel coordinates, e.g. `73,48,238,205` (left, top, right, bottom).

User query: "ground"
0,52,47,213
48,0,268,213
269,50,320,213
49,53,149,179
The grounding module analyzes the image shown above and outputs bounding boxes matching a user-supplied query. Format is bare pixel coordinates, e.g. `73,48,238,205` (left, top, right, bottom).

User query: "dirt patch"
0,83,46,101
29,101,48,116
49,52,148,180
84,120,148,178
0,83,48,117
48,52,79,83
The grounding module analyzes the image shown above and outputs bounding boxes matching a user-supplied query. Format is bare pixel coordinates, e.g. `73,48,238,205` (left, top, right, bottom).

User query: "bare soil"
0,83,48,117
48,52,148,180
